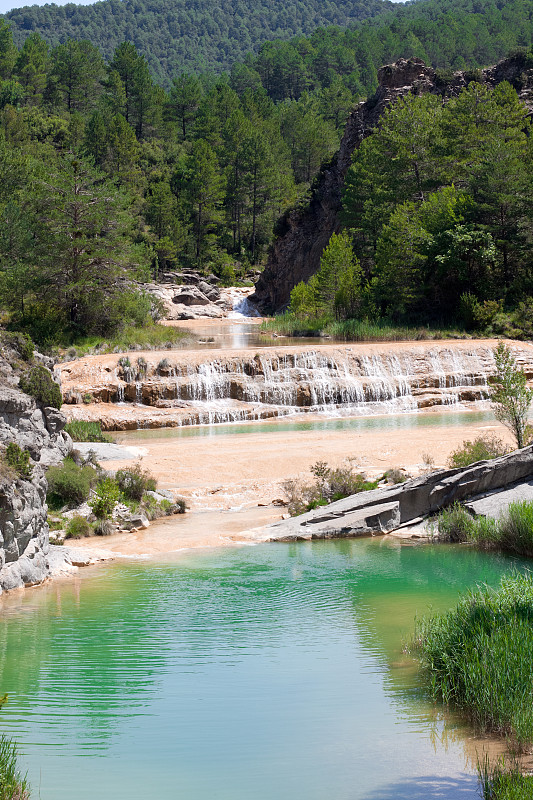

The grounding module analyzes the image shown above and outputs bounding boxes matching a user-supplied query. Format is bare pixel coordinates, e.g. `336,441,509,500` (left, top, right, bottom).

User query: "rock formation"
252,54,533,312
262,443,533,542
0,336,71,592
59,340,533,430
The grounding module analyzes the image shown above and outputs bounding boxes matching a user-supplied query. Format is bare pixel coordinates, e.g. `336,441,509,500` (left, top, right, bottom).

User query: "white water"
113,347,494,427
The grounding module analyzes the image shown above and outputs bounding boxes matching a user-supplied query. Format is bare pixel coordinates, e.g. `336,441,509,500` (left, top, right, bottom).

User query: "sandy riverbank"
67,409,514,558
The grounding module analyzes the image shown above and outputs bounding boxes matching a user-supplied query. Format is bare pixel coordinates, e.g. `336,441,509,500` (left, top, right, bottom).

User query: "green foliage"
478,757,533,800
282,459,377,516
0,736,29,800
448,434,509,468
4,442,31,479
64,420,112,443
115,463,157,502
489,342,533,449
414,572,533,749
435,500,533,558
65,514,92,539
46,458,95,507
90,476,120,519
18,366,62,408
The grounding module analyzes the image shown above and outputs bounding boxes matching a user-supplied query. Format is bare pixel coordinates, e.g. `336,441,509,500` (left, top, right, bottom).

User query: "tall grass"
261,313,467,342
435,502,533,557
414,572,533,750
57,323,190,359
65,420,112,443
478,757,533,800
0,736,29,800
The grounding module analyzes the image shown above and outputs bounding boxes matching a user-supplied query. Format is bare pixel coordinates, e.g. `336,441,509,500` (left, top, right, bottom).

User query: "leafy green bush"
115,463,156,501
46,458,95,507
90,477,120,518
414,573,533,750
65,515,92,539
5,443,32,480
65,420,112,443
0,736,30,800
19,365,62,409
448,434,508,468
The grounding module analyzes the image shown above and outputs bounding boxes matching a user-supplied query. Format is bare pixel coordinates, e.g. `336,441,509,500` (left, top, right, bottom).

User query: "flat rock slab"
264,444,533,541
465,480,533,518
73,443,148,461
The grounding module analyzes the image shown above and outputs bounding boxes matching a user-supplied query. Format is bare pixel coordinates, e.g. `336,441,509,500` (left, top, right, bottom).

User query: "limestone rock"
264,444,533,541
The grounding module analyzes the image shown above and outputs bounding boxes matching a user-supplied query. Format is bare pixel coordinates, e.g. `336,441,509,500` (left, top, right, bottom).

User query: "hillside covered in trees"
0,0,531,348
3,0,393,82
3,0,533,85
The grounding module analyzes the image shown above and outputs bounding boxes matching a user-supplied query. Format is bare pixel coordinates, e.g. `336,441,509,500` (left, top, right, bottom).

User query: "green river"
0,537,525,799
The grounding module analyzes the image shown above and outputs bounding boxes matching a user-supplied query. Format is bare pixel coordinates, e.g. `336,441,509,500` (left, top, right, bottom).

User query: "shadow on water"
364,774,478,799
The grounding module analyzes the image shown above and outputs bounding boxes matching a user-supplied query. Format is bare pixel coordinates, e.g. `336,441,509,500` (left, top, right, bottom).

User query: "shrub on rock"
19,365,62,409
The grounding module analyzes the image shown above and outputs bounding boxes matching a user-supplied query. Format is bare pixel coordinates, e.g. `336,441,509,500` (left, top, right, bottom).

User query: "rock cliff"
252,54,533,312
0,335,70,592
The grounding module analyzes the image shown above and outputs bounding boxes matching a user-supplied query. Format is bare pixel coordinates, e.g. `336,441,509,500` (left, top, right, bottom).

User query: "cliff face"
252,55,533,313
0,338,70,592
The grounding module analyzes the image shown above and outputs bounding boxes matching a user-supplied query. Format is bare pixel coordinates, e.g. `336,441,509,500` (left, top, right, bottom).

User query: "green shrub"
64,420,112,443
414,572,533,750
0,736,30,800
282,460,377,516
2,332,34,362
90,477,120,518
19,365,62,409
115,463,156,501
65,515,92,539
448,434,508,468
93,518,113,536
435,503,476,542
46,458,95,507
5,443,32,480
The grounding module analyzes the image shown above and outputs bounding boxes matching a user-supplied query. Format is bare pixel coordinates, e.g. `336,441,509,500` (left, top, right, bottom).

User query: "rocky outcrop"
252,54,533,312
0,337,71,592
59,339,533,430
262,444,533,542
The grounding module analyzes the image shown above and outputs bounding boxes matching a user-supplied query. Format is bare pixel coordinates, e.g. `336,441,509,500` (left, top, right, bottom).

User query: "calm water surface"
0,539,524,800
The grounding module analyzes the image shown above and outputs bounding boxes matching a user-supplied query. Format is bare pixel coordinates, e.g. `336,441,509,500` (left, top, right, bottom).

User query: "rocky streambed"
59,339,533,431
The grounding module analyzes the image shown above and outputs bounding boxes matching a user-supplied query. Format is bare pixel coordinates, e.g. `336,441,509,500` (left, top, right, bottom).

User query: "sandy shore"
67,409,514,557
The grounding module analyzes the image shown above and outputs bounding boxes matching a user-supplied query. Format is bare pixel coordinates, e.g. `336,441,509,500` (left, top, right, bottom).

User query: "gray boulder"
171,287,211,306
265,444,533,542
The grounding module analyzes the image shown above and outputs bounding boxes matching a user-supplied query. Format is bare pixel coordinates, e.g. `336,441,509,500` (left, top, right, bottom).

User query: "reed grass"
478,756,533,800
0,736,29,800
414,572,533,750
64,420,112,443
436,502,533,557
57,323,190,359
261,313,467,342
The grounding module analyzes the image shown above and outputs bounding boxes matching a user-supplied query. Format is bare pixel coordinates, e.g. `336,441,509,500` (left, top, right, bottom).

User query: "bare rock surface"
261,444,533,542
465,480,533,518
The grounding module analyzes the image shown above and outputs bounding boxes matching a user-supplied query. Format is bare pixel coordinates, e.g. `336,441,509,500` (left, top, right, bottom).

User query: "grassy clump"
261,314,465,342
115,464,156,502
19,365,62,409
64,420,112,443
448,434,509,468
46,458,95,508
65,515,92,539
59,324,189,359
282,459,378,516
414,573,533,749
0,735,30,800
435,501,533,557
478,757,533,800
4,443,32,480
